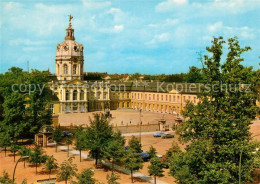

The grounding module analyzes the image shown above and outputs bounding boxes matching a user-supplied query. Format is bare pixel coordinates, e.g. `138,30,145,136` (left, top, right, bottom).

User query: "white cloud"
208,21,223,32
81,0,111,10
113,25,124,33
156,0,188,12
9,39,48,46
146,33,170,45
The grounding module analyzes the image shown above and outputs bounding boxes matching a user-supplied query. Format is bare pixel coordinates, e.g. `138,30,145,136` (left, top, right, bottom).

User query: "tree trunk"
67,145,69,157
95,157,98,168
56,143,58,152
4,146,6,157
49,170,51,179
80,150,81,162
36,162,37,175
131,170,133,183
154,176,156,184
112,161,114,173
14,151,16,162
24,160,25,168
65,179,67,184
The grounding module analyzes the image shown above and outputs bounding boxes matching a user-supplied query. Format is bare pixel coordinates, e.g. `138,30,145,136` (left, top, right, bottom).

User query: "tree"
29,147,47,174
1,93,26,142
148,157,164,184
73,168,96,184
185,66,204,83
18,146,31,168
66,138,72,157
170,37,260,184
85,113,113,167
128,136,142,153
148,146,157,158
0,171,12,184
57,157,78,184
124,150,143,183
10,143,20,162
0,133,10,157
52,127,63,152
74,126,85,162
105,139,125,172
43,155,58,178
107,172,120,184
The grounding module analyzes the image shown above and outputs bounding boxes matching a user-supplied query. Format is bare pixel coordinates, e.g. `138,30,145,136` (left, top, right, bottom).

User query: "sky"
0,0,260,74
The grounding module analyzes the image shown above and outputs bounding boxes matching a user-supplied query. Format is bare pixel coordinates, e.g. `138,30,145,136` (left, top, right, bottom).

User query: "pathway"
58,146,168,184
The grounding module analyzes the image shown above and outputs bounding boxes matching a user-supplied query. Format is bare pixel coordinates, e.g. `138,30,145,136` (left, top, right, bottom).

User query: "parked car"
153,132,164,137
162,133,174,139
63,131,73,137
139,152,151,161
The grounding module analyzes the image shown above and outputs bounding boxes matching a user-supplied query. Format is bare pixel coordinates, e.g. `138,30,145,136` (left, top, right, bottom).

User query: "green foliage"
74,126,86,162
0,171,12,184
85,113,113,167
10,143,20,162
29,147,47,174
43,155,58,178
0,132,11,156
185,66,204,83
52,127,63,152
124,150,143,183
106,172,120,184
105,139,125,171
148,146,157,158
171,37,260,184
128,136,142,153
73,168,96,184
148,157,164,184
58,157,78,184
0,67,52,140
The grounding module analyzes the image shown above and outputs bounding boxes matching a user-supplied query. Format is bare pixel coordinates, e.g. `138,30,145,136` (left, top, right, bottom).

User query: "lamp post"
13,156,29,184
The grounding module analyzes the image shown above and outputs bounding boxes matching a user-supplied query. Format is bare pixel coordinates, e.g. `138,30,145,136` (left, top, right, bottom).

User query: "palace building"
50,16,200,115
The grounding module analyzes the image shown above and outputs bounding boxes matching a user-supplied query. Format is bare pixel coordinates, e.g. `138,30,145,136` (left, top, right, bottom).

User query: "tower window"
64,64,68,74
73,64,77,75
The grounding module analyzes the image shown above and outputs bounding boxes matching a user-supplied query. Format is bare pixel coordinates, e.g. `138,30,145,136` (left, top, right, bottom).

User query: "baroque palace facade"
49,17,201,115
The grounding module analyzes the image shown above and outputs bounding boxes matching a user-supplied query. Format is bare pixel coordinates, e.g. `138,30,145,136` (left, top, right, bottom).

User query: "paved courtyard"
58,109,178,127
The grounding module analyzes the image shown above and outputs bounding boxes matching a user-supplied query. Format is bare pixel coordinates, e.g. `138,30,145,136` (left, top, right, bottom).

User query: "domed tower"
56,15,84,81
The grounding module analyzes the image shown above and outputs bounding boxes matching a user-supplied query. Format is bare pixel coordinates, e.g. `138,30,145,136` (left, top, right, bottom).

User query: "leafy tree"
124,150,143,183
18,146,31,168
29,147,47,174
66,138,72,157
58,157,78,184
148,146,157,158
0,171,12,184
52,127,63,152
185,66,204,83
74,126,86,162
105,139,125,172
10,143,20,162
107,172,120,184
85,113,113,167
0,132,11,157
73,168,96,184
1,93,25,141
128,136,142,153
171,37,260,184
148,157,164,184
43,155,58,178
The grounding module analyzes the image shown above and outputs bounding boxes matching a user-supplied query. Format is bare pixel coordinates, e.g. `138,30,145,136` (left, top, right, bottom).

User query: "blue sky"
0,0,259,74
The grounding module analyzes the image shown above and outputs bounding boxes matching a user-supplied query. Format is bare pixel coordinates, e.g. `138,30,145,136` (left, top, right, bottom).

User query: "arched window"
64,64,68,74
80,90,84,100
66,90,70,100
73,90,77,100
73,64,77,75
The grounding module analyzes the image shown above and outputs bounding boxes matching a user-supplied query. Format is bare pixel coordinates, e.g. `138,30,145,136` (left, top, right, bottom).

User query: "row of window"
65,90,108,101
131,93,197,103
